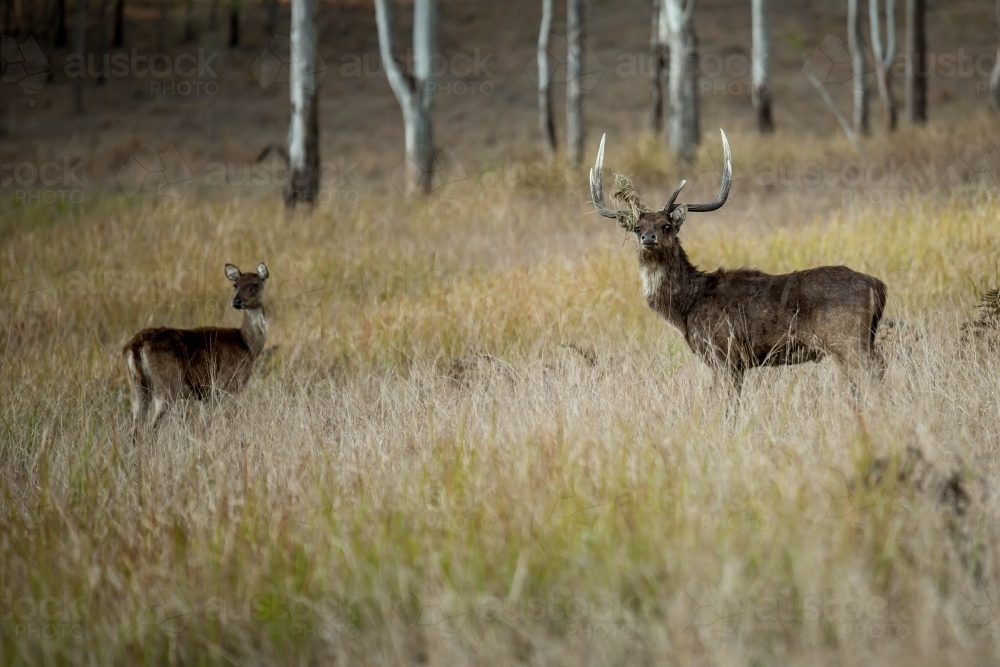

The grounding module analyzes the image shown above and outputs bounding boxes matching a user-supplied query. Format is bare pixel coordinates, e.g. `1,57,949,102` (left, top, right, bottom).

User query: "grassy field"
3,116,1000,665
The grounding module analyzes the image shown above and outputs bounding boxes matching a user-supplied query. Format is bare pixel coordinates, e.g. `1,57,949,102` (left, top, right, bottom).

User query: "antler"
663,129,732,214
593,130,732,224
590,134,619,220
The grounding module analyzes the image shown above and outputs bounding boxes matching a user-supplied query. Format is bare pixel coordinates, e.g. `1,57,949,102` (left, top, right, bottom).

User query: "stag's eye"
662,225,670,232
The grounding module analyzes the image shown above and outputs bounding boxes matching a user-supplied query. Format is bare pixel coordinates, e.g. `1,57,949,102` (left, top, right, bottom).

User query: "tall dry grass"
2,124,1000,666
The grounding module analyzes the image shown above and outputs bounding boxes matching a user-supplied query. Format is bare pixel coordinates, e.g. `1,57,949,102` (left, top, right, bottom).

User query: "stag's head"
590,131,732,257
225,262,269,310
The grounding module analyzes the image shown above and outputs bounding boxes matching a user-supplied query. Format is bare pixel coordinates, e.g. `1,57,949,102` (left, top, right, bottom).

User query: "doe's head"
225,262,269,310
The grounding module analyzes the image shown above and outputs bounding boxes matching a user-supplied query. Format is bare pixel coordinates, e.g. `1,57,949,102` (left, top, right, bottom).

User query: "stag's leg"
832,344,879,405
728,367,745,419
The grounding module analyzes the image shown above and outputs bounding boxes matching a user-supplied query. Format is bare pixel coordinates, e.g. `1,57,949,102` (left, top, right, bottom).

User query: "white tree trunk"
537,0,556,154
751,0,772,133
904,0,926,122
666,0,698,159
869,0,897,131
285,0,320,207
566,0,584,164
847,0,869,136
649,0,668,133
374,0,437,194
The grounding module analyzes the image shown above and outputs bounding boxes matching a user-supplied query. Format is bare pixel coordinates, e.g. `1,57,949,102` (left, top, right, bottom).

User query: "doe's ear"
670,204,688,229
225,264,241,283
256,262,269,281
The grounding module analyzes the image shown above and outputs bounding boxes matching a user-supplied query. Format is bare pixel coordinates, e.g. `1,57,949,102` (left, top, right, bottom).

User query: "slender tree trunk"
408,0,435,191
537,0,556,155
111,0,123,45
650,0,668,133
666,0,698,159
183,0,195,42
566,0,584,164
53,0,67,47
991,0,1000,112
229,0,239,46
72,0,88,114
285,0,320,207
95,0,108,83
751,0,773,133
4,0,19,35
157,0,167,52
847,0,868,136
904,0,926,122
266,0,278,37
374,0,437,194
869,0,897,131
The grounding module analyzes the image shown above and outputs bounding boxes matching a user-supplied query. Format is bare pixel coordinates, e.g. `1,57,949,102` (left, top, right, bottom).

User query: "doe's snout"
231,297,244,309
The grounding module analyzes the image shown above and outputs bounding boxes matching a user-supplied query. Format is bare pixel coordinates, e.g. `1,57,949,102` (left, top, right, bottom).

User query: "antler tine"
686,129,732,213
590,134,619,219
661,179,687,213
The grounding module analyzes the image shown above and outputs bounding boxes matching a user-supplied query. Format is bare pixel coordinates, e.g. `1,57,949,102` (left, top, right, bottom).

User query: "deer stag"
590,131,887,397
123,263,269,441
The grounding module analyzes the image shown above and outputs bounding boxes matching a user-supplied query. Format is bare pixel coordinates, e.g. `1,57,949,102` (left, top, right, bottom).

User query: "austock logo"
526,34,603,92
390,145,469,204
116,144,194,200
252,35,328,90
802,35,877,92
945,143,998,198
1,35,52,104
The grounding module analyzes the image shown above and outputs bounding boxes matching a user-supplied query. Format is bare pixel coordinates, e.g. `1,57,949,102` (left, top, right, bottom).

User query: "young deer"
123,263,269,440
590,131,887,397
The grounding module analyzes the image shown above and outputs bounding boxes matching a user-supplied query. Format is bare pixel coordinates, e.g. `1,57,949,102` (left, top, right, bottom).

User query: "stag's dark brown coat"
590,132,887,393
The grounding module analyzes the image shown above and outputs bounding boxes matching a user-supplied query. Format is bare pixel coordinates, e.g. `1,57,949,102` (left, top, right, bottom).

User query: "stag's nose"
231,297,244,309
641,230,658,247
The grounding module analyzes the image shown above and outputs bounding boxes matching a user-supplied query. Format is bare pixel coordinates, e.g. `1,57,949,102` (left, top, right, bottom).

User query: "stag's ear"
225,264,241,283
670,204,688,229
256,263,269,282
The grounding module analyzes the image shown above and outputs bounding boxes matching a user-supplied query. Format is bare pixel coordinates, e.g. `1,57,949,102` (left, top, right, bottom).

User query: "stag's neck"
240,308,267,358
638,245,706,332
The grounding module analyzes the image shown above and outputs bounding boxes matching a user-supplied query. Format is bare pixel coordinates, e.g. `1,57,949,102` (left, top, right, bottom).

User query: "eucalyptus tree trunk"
112,0,123,45
847,0,869,136
374,0,437,194
72,0,88,114
265,0,279,37
566,0,584,164
665,0,698,159
751,0,773,133
229,0,239,46
537,0,556,155
96,0,109,83
53,0,67,47
869,0,897,131
649,0,668,133
285,0,320,207
157,0,167,52
991,0,1000,112
904,0,926,122
183,0,195,42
